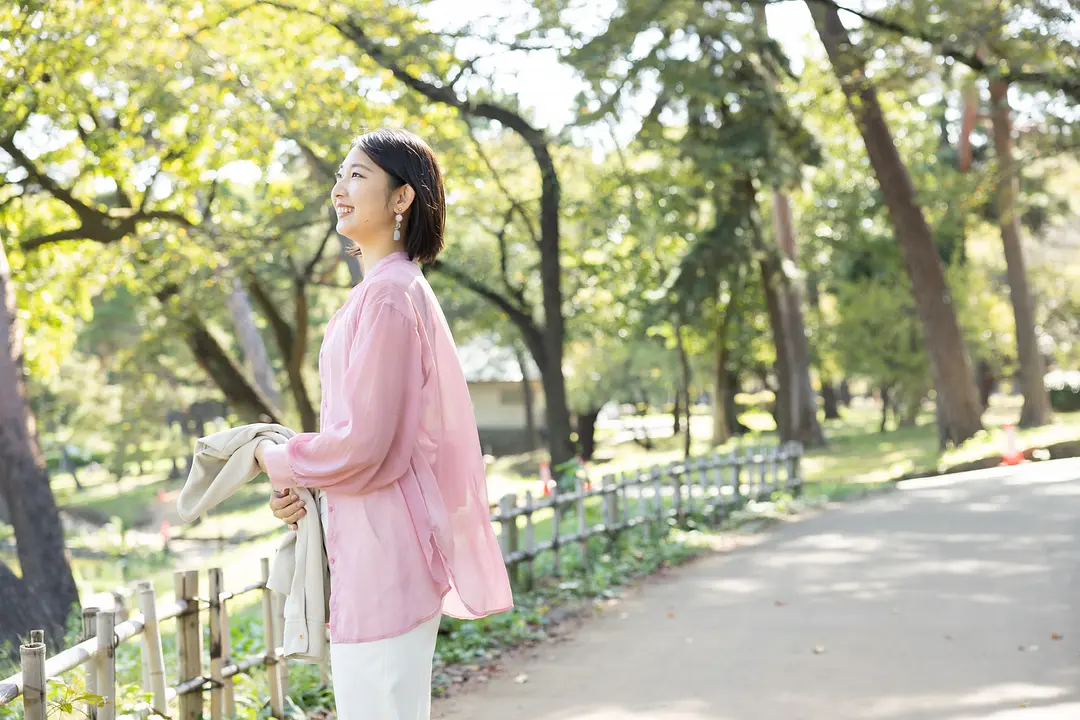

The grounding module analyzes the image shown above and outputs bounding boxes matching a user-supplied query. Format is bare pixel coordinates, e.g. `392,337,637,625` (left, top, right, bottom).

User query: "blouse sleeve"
261,293,422,494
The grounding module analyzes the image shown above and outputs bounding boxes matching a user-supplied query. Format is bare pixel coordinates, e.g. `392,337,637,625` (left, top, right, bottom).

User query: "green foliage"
1046,371,1080,413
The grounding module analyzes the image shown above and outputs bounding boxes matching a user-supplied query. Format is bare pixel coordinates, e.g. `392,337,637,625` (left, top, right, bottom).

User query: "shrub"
1045,370,1080,413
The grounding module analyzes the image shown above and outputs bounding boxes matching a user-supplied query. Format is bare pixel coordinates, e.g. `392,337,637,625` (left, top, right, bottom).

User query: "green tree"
807,1,985,445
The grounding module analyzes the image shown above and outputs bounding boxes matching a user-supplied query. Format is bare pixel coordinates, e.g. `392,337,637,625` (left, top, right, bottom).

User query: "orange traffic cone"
1001,423,1024,466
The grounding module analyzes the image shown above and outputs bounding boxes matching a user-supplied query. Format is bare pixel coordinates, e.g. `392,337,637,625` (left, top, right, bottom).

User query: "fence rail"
492,443,803,587
0,560,290,720
0,443,800,718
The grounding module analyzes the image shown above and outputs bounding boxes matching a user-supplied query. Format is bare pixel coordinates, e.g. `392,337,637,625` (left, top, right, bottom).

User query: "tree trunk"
672,389,682,435
988,80,1051,428
226,275,281,408
712,323,731,446
806,273,840,421
880,385,892,434
839,379,852,407
514,343,538,450
182,315,282,424
725,370,748,435
754,7,825,448
632,392,655,450
759,256,795,442
809,2,984,446
772,193,825,446
246,276,317,432
576,407,601,463
289,279,318,432
821,382,841,420
0,242,79,651
676,323,693,458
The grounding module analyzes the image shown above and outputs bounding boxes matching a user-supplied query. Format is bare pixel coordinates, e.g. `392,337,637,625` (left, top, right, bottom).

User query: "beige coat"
177,423,329,665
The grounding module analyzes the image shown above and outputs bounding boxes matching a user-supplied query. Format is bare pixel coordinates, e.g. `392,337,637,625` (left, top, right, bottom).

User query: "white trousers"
329,613,441,720
320,492,441,720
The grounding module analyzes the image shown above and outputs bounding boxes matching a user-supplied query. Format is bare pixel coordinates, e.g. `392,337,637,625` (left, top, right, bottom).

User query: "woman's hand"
269,488,306,530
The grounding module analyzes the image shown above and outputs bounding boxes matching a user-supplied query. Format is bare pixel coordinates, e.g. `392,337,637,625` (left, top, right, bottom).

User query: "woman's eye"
352,172,362,178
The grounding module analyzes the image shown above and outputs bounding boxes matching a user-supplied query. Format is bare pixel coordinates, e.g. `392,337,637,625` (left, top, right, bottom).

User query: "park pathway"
434,459,1080,720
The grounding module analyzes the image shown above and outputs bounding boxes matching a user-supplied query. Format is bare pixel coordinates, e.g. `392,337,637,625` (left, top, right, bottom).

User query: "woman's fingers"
269,488,306,525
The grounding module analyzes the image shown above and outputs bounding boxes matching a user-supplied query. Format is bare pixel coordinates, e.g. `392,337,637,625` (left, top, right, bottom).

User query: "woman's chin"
336,218,357,237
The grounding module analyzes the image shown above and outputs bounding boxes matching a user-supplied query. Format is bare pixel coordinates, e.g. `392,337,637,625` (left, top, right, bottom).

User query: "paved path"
434,459,1080,720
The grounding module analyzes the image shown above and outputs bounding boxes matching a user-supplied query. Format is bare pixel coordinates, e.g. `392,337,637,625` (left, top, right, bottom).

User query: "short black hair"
349,128,445,265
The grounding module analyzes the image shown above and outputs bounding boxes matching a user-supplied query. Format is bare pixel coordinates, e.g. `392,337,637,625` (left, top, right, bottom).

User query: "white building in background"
456,335,547,455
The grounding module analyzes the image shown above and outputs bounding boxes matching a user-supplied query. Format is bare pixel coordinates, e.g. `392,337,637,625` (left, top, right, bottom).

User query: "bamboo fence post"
498,494,520,586
260,559,285,719
791,443,804,496
601,474,616,554
220,593,236,716
96,611,116,720
782,444,790,493
767,445,778,496
619,471,631,549
82,607,99,720
20,632,45,720
635,469,647,540
174,570,202,720
757,445,768,500
685,459,697,520
271,592,288,700
712,455,726,524
523,490,536,591
651,465,664,534
551,483,562,576
574,474,588,570
732,451,745,508
208,568,224,720
136,581,167,717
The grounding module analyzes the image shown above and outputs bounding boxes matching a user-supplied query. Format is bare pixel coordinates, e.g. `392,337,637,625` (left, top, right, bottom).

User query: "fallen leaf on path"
1051,633,1063,640
514,674,529,684
774,600,787,607
667,611,676,619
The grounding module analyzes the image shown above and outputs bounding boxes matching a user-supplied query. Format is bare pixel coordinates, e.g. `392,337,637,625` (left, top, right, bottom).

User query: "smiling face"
331,146,398,246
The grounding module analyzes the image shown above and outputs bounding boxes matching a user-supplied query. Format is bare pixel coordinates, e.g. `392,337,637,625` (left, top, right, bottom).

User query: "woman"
255,128,513,719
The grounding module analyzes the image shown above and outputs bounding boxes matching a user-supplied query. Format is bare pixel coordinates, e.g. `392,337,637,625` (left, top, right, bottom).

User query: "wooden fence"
493,443,802,588
0,442,800,719
0,560,290,720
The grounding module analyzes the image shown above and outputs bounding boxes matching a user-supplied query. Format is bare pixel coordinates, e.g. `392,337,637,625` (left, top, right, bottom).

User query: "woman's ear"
395,184,417,214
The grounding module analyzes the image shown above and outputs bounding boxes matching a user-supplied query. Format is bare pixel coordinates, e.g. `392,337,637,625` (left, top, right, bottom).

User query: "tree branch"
466,127,540,246
428,258,533,327
247,273,296,360
775,0,1080,101
302,216,336,280
0,138,97,221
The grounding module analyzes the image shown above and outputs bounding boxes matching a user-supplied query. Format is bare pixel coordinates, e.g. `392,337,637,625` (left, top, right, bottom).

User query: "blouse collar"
360,251,409,286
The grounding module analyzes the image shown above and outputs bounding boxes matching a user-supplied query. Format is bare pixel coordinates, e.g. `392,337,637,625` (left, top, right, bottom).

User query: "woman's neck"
359,244,400,275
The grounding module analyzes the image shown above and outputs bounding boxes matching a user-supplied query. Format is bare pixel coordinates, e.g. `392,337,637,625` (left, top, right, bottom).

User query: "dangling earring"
393,213,402,242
